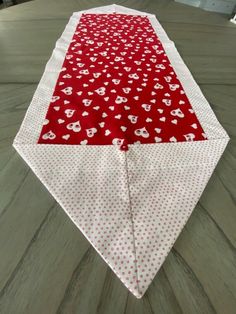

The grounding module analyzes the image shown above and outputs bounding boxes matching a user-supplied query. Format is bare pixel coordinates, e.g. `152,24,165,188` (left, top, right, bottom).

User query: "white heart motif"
86,128,97,138
82,99,92,106
65,109,75,118
62,134,70,140
95,87,106,96
66,121,81,132
170,136,177,142
115,96,127,104
170,108,184,118
105,130,111,136
42,130,56,140
128,115,138,124
61,87,73,95
155,137,162,143
112,79,120,85
134,127,149,138
80,140,88,145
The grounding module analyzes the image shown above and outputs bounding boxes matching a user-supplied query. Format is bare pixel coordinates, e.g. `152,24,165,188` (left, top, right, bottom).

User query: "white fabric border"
14,11,82,144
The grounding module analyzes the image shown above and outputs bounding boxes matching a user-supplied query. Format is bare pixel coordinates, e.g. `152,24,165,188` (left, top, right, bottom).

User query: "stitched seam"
124,151,141,296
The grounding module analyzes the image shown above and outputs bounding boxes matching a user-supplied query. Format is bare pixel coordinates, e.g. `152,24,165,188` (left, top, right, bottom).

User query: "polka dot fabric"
130,165,210,293
15,144,143,297
13,5,229,298
126,140,227,295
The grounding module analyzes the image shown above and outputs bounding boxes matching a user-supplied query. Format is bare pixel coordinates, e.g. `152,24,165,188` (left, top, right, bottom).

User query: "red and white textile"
13,5,229,298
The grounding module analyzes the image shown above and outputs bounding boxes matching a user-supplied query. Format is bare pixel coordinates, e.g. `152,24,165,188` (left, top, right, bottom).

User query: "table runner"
13,4,229,298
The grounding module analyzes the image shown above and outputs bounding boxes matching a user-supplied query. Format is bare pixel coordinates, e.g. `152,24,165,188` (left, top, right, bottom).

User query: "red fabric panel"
38,13,207,149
